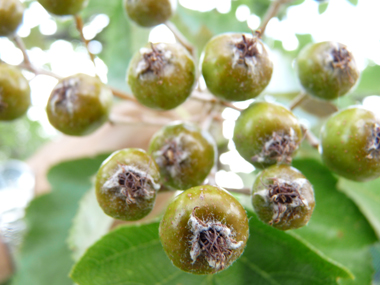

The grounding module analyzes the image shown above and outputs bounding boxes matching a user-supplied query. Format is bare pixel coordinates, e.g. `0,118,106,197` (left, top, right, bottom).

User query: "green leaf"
68,188,114,261
292,159,378,285
352,64,380,97
372,243,380,285
346,0,359,6
318,2,329,14
71,212,351,285
12,154,109,285
338,178,380,239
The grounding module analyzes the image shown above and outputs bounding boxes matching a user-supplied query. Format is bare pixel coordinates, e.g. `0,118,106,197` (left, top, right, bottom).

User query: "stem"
109,87,138,102
256,0,291,37
224,187,251,195
109,114,172,126
74,15,97,68
165,21,195,56
289,92,308,111
191,91,244,112
301,125,320,150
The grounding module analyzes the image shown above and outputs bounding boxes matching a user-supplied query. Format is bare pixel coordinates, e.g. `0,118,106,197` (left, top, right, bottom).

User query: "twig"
109,87,138,102
191,91,244,112
301,125,320,149
289,92,308,111
165,21,195,56
256,0,291,37
109,114,172,126
74,15,97,68
224,187,251,195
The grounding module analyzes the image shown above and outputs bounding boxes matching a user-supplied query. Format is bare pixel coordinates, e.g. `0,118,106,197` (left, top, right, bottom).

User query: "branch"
301,125,320,150
289,92,308,111
165,21,195,56
109,114,172,126
74,15,97,67
191,91,244,112
224,187,251,195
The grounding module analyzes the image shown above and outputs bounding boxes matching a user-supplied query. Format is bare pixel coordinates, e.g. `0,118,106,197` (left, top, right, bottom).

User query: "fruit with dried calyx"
159,185,249,274
320,106,380,181
252,164,315,230
127,42,195,110
0,0,24,37
201,33,273,101
46,73,112,136
95,148,161,221
233,101,303,169
296,41,359,100
0,63,30,121
149,122,216,190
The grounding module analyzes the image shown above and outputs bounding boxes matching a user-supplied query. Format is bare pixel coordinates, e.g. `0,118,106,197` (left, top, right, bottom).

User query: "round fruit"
296,41,359,100
127,42,195,110
0,0,24,37
252,164,315,231
149,122,216,190
320,106,380,181
46,73,112,136
38,0,89,16
124,0,175,27
201,33,273,101
233,101,303,169
159,185,249,274
95,148,161,221
0,63,30,121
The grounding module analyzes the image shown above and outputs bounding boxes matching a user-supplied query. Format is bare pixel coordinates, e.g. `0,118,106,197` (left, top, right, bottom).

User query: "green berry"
38,0,89,16
0,0,24,37
149,122,216,190
127,42,195,110
159,185,249,274
95,148,161,221
252,164,315,231
0,63,30,121
320,106,380,181
124,0,175,27
201,33,273,101
46,73,112,136
233,101,302,169
296,41,359,100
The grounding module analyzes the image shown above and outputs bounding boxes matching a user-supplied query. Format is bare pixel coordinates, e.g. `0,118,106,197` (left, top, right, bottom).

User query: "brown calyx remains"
188,207,243,271
53,77,79,105
252,131,299,165
265,178,304,225
141,43,166,76
331,45,355,84
235,35,259,66
367,123,380,159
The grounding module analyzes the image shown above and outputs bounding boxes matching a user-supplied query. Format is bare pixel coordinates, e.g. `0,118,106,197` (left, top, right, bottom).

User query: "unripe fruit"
127,42,195,110
46,74,112,136
159,185,249,274
0,63,30,121
149,122,216,190
233,101,303,169
124,0,175,27
95,148,161,221
320,106,380,181
38,0,89,16
296,41,359,100
252,165,315,231
0,0,24,37
201,33,273,101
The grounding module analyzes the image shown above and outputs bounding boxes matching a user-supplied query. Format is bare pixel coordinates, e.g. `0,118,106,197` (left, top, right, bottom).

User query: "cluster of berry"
1,0,378,277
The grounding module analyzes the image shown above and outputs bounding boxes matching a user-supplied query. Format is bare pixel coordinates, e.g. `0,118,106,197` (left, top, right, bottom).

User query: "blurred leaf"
292,159,378,285
338,178,380,239
372,243,380,285
68,188,114,261
318,2,329,14
12,154,109,285
71,211,351,285
346,0,359,6
353,64,380,97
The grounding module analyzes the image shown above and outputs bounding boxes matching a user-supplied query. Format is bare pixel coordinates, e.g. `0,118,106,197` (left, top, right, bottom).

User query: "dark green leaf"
12,154,109,285
71,212,351,285
292,159,378,285
372,243,380,285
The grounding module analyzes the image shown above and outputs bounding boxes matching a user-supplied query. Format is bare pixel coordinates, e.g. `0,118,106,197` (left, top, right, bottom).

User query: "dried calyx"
252,130,299,165
140,43,167,76
50,78,79,114
331,45,352,70
103,164,157,204
188,207,243,271
234,35,259,67
367,122,380,159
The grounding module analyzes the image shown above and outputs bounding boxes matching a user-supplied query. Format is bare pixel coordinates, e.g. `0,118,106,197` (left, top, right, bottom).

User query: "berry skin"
127,42,195,110
252,164,315,231
233,101,302,169
149,122,216,190
124,0,175,27
296,41,359,100
46,74,112,136
0,63,30,121
95,148,161,221
37,0,89,16
320,106,380,181
201,33,273,101
159,185,249,274
0,0,24,37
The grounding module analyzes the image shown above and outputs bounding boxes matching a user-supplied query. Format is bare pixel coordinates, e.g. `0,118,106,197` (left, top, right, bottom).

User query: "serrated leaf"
292,159,378,285
12,154,109,285
68,188,114,261
71,212,351,285
346,0,359,6
318,2,329,14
